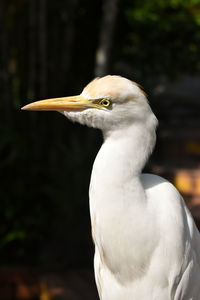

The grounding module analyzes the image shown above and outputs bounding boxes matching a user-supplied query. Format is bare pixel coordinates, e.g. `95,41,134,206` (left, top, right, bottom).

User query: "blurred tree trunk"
60,0,79,91
0,1,12,127
95,0,119,77
39,0,47,98
28,0,36,100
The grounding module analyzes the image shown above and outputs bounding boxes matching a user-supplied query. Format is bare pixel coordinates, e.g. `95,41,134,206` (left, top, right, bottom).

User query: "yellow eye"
99,98,111,107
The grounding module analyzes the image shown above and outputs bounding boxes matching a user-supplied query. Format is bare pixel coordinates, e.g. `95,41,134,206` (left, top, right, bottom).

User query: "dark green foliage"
113,0,200,80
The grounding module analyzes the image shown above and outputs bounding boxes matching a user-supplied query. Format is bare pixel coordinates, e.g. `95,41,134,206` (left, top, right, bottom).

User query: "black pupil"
103,100,108,106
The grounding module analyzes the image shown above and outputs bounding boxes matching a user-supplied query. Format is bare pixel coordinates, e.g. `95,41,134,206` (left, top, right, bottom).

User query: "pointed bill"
21,95,99,112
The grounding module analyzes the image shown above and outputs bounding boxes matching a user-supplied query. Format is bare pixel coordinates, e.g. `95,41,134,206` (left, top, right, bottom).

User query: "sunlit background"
1,0,200,299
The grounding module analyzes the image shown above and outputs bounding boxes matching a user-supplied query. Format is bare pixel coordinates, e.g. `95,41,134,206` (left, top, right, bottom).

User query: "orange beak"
21,95,99,112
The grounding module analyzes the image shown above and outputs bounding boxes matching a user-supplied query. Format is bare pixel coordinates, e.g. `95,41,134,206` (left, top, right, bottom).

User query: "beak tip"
21,105,29,111
21,103,35,111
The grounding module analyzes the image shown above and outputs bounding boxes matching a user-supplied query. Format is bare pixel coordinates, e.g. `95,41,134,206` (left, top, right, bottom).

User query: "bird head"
22,75,156,132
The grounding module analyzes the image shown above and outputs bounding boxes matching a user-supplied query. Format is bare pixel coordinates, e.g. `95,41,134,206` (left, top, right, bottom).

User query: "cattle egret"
22,75,200,299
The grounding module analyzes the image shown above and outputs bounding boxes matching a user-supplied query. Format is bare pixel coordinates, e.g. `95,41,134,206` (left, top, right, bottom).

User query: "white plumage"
22,75,200,299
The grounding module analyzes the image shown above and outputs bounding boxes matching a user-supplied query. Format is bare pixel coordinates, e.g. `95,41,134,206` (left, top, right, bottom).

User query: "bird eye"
99,98,111,107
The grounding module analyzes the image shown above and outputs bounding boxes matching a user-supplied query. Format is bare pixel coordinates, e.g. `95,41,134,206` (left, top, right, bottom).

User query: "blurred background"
1,0,200,299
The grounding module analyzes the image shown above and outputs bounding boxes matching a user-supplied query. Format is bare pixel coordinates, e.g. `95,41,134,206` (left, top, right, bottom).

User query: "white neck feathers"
89,115,157,212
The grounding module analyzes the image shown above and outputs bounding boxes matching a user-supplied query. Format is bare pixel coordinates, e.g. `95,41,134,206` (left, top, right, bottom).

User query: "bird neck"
90,120,156,207
102,121,156,176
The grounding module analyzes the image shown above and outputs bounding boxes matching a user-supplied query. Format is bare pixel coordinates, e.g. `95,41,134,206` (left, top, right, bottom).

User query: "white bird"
22,75,200,300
